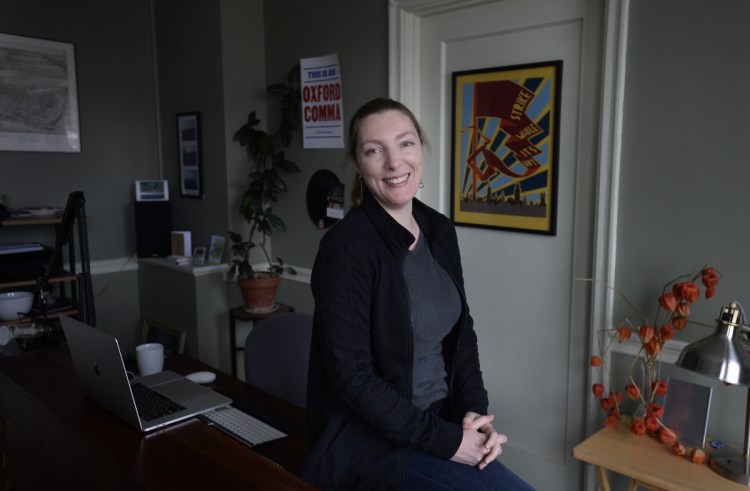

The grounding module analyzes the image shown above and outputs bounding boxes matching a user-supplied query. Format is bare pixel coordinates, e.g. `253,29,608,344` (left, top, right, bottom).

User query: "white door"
390,0,608,488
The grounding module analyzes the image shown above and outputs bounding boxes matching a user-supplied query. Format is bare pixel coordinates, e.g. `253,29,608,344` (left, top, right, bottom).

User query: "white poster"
300,53,344,149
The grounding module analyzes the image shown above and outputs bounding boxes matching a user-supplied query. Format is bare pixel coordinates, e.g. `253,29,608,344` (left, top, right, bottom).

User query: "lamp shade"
676,303,750,386
676,303,750,486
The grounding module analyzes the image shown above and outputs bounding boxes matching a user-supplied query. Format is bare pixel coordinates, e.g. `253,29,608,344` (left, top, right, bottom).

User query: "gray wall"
153,0,230,251
260,0,389,313
0,0,158,345
0,0,160,258
608,1,750,487
616,0,750,332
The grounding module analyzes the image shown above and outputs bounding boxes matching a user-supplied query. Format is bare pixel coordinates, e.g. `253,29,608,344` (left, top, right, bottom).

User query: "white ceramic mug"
135,343,164,376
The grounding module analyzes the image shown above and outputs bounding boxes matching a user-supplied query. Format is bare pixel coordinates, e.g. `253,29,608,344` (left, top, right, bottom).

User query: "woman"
301,97,533,490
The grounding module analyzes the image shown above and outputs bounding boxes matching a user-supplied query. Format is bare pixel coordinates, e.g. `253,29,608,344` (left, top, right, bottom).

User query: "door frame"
388,1,631,487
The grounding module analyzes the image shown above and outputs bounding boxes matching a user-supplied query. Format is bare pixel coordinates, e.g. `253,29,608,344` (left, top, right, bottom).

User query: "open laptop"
61,315,231,432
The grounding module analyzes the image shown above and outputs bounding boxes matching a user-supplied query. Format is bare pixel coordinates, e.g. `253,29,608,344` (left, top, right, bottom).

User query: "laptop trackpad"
155,378,211,403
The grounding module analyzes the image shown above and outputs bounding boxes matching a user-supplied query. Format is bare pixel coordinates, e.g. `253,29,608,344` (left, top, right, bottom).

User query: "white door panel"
393,0,603,488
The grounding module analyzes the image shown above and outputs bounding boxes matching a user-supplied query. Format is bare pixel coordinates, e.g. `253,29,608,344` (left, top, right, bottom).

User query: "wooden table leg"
595,465,612,491
630,479,666,491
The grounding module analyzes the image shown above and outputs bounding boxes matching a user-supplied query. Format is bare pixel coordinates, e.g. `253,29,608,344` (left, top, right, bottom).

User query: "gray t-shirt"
403,232,461,410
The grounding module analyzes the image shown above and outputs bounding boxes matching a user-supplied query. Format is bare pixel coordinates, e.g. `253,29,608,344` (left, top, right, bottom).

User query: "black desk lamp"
36,191,95,327
676,302,750,485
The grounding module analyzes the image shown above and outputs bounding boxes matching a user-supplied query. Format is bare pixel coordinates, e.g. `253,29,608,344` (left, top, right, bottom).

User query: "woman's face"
353,110,423,214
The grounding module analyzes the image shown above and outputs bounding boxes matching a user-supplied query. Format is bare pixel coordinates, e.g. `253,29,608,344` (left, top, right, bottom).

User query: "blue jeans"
401,449,535,491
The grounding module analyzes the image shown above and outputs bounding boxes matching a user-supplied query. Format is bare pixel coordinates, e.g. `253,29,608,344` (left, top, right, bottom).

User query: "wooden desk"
0,345,315,490
229,303,294,377
573,420,747,491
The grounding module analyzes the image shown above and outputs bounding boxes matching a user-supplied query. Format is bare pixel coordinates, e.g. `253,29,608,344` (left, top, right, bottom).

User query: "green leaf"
246,111,260,126
275,156,300,174
267,213,286,233
286,65,300,85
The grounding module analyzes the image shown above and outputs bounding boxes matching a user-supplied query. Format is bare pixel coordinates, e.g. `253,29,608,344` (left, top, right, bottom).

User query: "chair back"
243,312,313,408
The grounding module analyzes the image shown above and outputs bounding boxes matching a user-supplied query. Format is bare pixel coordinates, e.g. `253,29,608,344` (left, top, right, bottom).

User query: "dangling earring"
419,179,424,189
359,175,364,201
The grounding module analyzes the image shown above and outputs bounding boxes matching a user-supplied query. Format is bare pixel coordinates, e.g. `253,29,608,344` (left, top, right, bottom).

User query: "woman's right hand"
450,412,508,468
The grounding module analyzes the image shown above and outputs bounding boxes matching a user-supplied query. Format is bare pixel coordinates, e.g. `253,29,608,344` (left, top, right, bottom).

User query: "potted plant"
228,66,300,312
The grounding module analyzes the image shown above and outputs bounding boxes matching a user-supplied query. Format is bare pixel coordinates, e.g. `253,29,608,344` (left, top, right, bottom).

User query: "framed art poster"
0,32,80,152
177,112,203,198
450,60,562,235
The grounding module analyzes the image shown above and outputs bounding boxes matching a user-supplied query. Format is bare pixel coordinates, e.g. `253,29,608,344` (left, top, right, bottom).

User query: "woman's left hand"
462,412,508,470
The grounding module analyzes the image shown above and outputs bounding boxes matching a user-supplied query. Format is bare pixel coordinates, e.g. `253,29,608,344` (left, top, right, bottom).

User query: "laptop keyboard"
132,383,186,421
200,406,287,447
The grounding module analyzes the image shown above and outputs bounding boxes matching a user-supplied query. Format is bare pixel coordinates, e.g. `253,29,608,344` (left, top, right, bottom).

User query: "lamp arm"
735,300,748,328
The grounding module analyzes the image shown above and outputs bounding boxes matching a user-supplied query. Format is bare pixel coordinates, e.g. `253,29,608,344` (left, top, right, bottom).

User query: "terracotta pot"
237,272,280,313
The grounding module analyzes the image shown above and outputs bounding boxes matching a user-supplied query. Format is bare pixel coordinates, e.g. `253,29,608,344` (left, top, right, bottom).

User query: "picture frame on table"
662,377,713,449
141,318,186,358
176,112,203,198
193,246,206,266
450,60,562,235
0,32,81,152
208,235,225,264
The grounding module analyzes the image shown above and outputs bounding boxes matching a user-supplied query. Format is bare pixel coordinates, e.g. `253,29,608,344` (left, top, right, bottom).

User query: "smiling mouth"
383,174,410,185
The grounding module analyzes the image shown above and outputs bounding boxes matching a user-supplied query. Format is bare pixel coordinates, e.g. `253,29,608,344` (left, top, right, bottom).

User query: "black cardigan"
301,192,489,490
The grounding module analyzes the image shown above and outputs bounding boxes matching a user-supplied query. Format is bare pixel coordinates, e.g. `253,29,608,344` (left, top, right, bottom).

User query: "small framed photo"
176,112,203,199
141,318,186,357
193,246,206,265
662,377,713,449
208,235,225,264
135,180,169,201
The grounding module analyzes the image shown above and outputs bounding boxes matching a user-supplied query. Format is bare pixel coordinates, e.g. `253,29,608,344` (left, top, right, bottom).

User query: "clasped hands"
451,412,507,470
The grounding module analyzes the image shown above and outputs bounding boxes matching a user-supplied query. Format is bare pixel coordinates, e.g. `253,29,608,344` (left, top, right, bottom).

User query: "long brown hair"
347,98,429,208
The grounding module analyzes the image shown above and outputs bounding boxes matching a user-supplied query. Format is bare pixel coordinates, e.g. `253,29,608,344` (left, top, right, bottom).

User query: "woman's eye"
363,147,382,156
401,140,416,148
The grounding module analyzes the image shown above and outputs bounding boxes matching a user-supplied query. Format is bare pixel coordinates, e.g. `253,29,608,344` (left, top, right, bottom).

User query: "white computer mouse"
185,371,216,384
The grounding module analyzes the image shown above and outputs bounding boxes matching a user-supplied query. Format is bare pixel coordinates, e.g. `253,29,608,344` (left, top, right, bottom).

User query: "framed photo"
141,318,186,358
0,32,80,152
450,60,562,235
193,246,206,265
662,377,712,449
135,180,169,201
176,112,203,198
208,235,225,264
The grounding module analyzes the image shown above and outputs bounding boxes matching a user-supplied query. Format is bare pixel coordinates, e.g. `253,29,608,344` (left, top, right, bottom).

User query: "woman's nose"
383,148,398,168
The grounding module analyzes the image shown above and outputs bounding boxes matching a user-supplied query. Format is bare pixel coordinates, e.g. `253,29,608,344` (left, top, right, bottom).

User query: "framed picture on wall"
0,32,81,152
176,112,204,198
450,60,562,235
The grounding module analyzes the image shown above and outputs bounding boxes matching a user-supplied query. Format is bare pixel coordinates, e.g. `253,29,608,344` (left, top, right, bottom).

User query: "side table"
572,418,748,491
228,303,294,377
